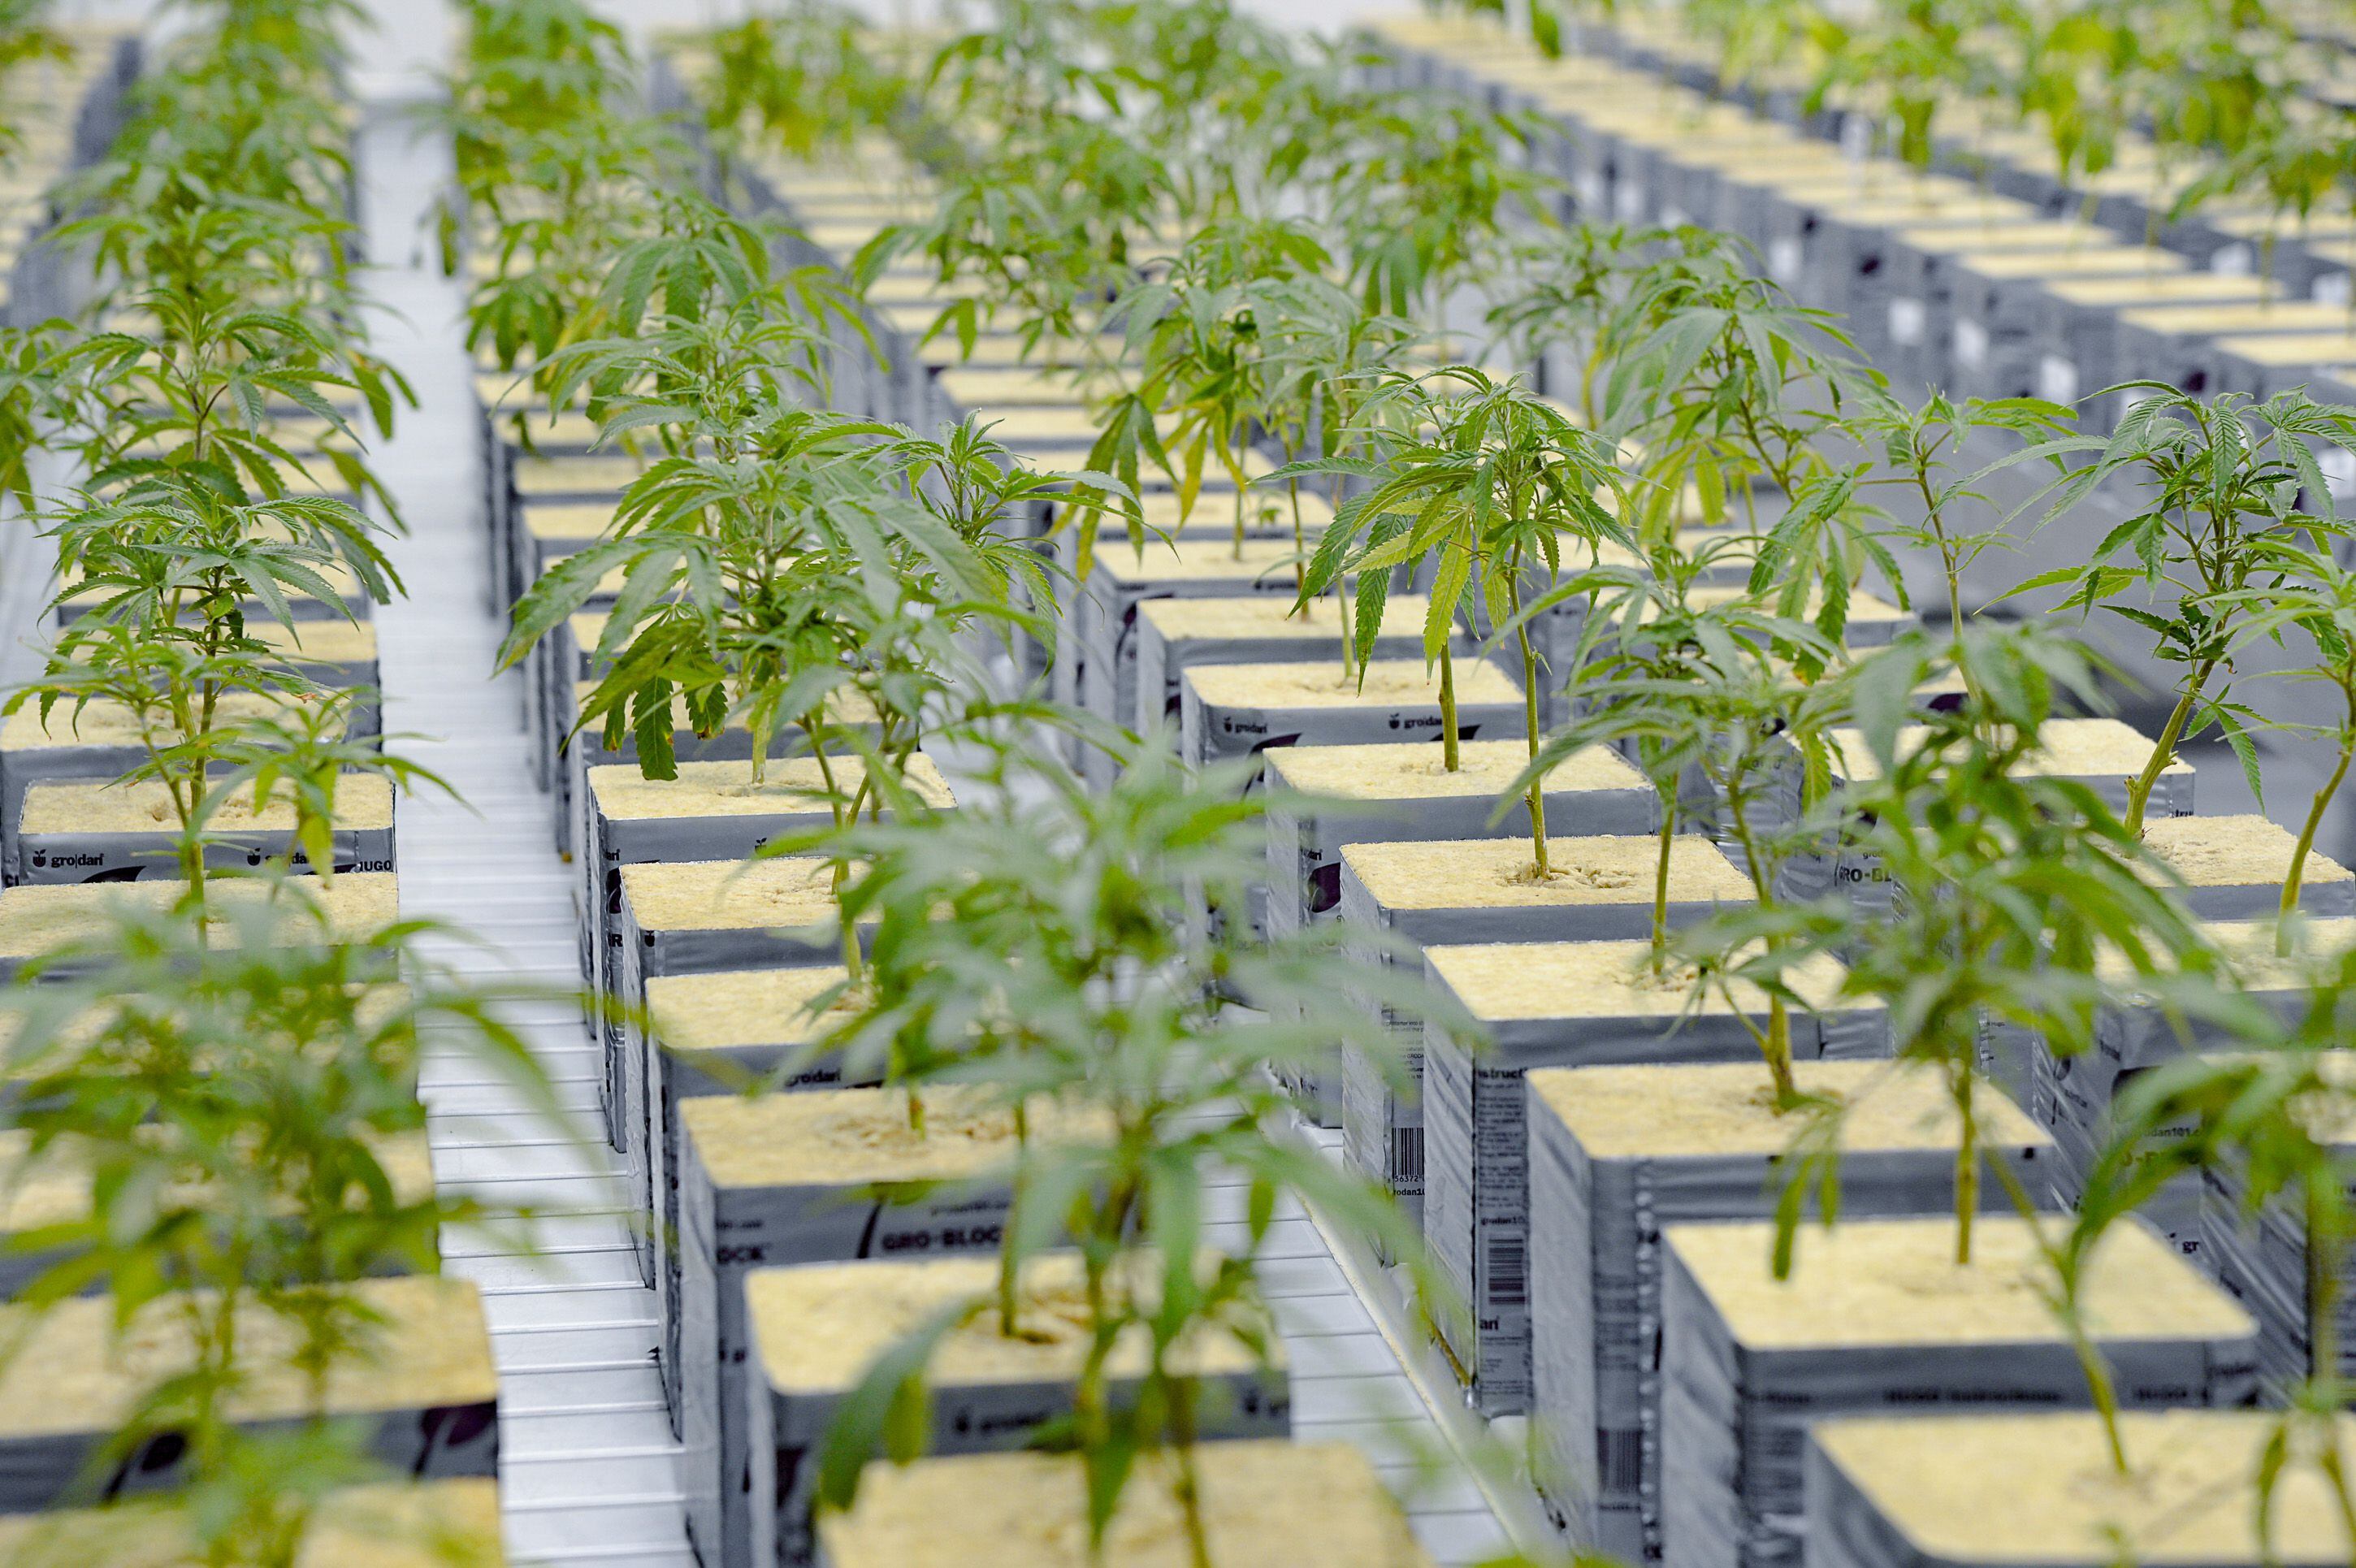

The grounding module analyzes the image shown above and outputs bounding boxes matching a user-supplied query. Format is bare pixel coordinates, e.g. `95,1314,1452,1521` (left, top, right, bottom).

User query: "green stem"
1287,479,1304,596
1230,448,1246,561
998,1101,1030,1336
1437,643,1461,773
2125,663,2213,836
1171,1375,1210,1568
1509,576,1548,878
1730,807,1797,1107
2311,1189,2342,1393
2280,701,2356,946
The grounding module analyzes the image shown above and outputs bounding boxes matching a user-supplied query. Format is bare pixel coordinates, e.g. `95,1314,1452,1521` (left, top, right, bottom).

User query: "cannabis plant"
1843,388,2078,701
2010,2,2140,203
10,480,401,904
1686,0,1817,97
436,0,683,375
503,199,1055,978
1294,368,1630,877
692,2,903,174
1527,542,1850,1104
2008,388,2356,834
1111,216,1329,557
2211,526,2356,933
885,108,1170,372
0,888,560,1563
1327,89,1552,326
1091,0,1298,224
803,741,1444,1565
1607,242,1898,642
1833,625,2214,1260
1804,0,2006,169
2074,974,2354,1495
1484,223,1694,432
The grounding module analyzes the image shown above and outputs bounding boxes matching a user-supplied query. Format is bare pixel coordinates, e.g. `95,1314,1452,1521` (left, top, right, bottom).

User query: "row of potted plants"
1525,0,2356,296
1333,16,2356,1565
0,2,544,1565
448,5,1583,1566
464,2,2356,1566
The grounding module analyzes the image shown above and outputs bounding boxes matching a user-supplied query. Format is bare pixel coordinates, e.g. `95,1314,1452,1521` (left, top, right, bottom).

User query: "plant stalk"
1436,643,1461,773
2282,723,2354,945
1507,576,1548,877
2126,660,2215,835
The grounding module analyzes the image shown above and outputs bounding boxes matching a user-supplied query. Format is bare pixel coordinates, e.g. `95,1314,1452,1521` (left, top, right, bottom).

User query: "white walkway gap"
357,106,694,1568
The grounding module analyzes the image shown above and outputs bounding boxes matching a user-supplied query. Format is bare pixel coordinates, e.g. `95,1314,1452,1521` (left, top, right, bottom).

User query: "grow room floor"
353,110,1522,1568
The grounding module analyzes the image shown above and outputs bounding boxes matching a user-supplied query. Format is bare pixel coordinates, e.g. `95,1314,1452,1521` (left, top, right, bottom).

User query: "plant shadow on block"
1659,1216,2259,1568
1805,1410,2356,1568
642,964,866,1423
1265,740,1653,1202
1423,937,1884,1416
744,1253,1288,1567
674,1086,1096,1568
815,1441,1438,1568
1526,1059,2051,1562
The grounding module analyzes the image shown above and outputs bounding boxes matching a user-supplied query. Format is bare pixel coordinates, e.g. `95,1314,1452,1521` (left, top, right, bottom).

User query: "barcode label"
1394,1126,1424,1182
1488,1237,1527,1307
1600,1427,1643,1492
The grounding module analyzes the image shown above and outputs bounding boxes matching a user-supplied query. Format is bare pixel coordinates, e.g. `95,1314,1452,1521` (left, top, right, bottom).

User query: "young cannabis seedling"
2075,985,2356,1492
1834,626,2211,1262
1844,386,2077,705
1527,542,1850,1104
1113,216,1328,559
2212,523,2356,936
1608,243,1899,648
1295,368,1630,879
803,741,1444,1568
0,889,562,1563
2007,387,2356,834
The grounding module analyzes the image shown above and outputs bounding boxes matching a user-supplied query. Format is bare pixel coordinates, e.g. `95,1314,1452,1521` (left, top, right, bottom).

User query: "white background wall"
50,0,1415,103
